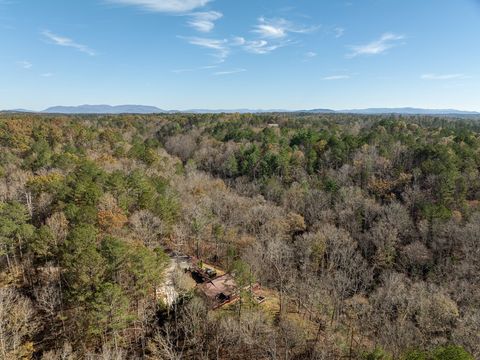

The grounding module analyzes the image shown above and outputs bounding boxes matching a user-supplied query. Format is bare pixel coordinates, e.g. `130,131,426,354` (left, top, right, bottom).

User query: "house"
198,274,239,309
158,251,266,310
198,274,265,309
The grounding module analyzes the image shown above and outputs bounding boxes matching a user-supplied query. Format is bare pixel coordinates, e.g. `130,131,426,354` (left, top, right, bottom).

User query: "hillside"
0,113,477,359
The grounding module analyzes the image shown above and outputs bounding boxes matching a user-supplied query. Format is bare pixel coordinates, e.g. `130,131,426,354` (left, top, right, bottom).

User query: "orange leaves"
368,178,394,196
97,209,128,232
368,172,412,200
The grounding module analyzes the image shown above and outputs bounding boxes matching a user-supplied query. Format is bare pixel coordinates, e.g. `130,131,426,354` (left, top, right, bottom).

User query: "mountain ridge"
2,105,479,115
42,104,165,114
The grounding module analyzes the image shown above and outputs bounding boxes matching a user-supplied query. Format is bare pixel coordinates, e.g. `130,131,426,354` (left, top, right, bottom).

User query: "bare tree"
0,287,38,359
129,210,164,248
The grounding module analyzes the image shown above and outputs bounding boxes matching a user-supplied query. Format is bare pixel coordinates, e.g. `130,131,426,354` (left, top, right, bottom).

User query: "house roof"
199,274,237,300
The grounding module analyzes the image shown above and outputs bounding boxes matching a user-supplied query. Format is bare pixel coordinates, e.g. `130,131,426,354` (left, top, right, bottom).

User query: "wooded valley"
0,113,478,359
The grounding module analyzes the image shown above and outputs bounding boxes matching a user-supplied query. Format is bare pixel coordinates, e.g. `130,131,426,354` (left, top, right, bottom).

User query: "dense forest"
0,113,478,359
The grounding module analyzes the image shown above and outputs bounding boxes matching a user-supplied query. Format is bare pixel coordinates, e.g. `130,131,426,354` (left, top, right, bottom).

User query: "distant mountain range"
1,105,479,115
42,105,165,114
337,107,480,115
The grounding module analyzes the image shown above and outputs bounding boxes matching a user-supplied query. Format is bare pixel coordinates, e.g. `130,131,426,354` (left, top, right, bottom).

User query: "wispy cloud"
108,1,219,34
106,0,211,13
19,60,32,69
172,64,217,73
182,35,282,58
180,15,317,60
41,73,54,77
334,27,345,38
302,51,317,62
231,36,280,55
421,73,469,80
214,68,246,76
323,75,350,80
182,36,226,50
181,16,312,60
188,11,222,32
42,30,96,56
253,17,318,39
242,39,286,54
348,33,404,57
231,36,246,46
179,36,229,61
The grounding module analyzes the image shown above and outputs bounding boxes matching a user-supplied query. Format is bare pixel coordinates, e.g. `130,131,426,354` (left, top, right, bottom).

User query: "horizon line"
2,104,480,114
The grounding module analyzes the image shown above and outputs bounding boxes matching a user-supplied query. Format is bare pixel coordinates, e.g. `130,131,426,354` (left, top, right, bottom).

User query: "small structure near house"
267,123,279,128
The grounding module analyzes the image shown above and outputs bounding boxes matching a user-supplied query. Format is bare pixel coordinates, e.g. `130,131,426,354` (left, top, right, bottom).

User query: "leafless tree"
0,287,38,359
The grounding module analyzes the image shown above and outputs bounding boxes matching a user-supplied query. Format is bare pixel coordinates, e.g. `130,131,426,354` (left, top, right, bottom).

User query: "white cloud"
180,36,229,61
106,0,211,13
214,68,246,76
19,60,32,69
181,21,301,60
253,17,317,39
183,36,226,50
323,75,350,80
42,30,96,56
180,15,315,60
242,39,284,54
41,73,53,77
254,21,286,39
348,33,404,57
109,1,219,34
188,11,222,32
230,36,284,55
421,73,468,80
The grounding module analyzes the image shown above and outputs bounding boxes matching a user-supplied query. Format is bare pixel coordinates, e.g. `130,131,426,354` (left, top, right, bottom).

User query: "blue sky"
1,0,480,110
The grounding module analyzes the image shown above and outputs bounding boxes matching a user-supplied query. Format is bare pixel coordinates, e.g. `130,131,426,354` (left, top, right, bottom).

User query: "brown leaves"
97,209,128,233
